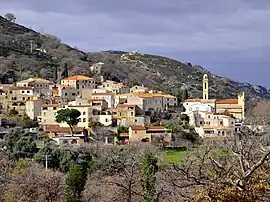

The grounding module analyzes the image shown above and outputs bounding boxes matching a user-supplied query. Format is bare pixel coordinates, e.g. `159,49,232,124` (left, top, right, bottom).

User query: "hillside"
0,15,269,105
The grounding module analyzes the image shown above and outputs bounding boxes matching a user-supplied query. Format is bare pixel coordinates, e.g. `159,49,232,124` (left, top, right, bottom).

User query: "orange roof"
216,99,238,104
130,126,146,130
41,104,61,107
184,99,202,102
43,124,84,133
146,126,166,130
62,75,95,81
117,104,136,108
88,99,105,102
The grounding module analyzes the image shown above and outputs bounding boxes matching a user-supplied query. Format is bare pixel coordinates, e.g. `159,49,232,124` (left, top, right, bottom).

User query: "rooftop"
17,77,53,84
216,99,238,104
62,75,95,81
41,103,61,107
132,92,176,99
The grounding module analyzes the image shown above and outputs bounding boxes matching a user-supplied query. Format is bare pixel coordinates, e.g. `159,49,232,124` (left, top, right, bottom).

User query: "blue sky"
0,0,269,86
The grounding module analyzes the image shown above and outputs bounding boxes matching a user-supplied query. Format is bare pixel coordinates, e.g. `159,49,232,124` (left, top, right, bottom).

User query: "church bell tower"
203,74,209,100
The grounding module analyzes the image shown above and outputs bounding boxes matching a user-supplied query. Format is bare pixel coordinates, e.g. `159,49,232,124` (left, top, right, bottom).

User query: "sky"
0,0,269,87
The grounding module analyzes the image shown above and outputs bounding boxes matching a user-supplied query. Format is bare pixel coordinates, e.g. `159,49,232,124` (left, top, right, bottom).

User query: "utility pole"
45,154,48,170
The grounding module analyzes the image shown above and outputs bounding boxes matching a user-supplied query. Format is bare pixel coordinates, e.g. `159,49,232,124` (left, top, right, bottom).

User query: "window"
27,91,30,93
83,111,86,115
83,118,86,122
135,119,137,122
53,107,57,110
43,107,48,110
131,112,134,116
22,91,25,93
9,91,12,94
72,93,75,96
105,118,108,122
208,115,210,118
22,97,25,100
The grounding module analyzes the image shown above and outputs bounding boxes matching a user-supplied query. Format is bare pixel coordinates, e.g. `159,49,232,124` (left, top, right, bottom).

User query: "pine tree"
65,164,86,202
140,152,158,202
182,88,189,102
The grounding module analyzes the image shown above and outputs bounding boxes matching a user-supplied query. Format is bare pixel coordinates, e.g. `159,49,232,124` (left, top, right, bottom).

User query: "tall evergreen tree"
140,152,158,202
65,164,86,202
61,63,69,78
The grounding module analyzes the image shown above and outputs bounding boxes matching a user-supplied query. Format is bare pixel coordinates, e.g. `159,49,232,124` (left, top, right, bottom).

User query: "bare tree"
4,159,65,202
163,135,270,201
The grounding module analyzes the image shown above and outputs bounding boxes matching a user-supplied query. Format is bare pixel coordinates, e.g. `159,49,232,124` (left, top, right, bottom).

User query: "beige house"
116,104,149,127
127,93,177,112
91,92,115,108
25,98,42,120
2,86,35,114
128,126,172,142
16,77,53,96
61,75,96,97
38,103,62,125
100,80,130,94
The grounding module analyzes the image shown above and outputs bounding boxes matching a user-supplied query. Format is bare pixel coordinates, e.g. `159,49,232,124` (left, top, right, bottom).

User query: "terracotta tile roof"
130,125,146,130
117,104,136,108
62,75,95,81
88,99,105,102
146,126,166,130
216,99,238,104
41,104,61,107
184,99,202,102
43,124,84,133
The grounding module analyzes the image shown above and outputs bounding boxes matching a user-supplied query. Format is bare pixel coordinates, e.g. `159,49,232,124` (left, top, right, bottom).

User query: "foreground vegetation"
1,127,270,201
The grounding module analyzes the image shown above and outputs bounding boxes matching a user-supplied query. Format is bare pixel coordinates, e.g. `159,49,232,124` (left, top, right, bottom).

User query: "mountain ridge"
0,15,268,106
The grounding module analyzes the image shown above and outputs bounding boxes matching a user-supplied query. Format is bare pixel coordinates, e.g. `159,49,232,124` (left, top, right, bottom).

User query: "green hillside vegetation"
0,15,269,106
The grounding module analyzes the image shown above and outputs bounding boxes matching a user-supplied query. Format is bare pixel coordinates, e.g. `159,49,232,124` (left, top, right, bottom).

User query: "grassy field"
164,149,189,164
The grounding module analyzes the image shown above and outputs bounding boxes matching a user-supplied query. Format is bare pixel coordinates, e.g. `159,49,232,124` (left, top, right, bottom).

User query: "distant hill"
0,15,269,107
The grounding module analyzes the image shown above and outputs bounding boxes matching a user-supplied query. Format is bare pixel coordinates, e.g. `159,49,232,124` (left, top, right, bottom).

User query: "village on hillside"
0,62,245,146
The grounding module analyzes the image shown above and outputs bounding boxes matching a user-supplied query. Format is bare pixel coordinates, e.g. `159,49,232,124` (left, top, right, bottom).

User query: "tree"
180,114,190,123
140,151,158,202
66,164,87,202
55,109,81,136
4,13,16,22
21,116,39,128
181,88,189,101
